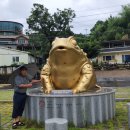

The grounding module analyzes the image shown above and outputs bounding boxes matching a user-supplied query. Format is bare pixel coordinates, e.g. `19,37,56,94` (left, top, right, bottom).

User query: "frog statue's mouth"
50,44,80,56
56,46,68,51
50,44,82,57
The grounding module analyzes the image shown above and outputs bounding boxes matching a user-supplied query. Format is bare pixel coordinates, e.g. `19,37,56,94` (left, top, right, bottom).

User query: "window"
16,57,19,62
12,56,19,63
106,56,112,61
12,57,15,62
103,55,115,61
110,42,124,48
122,55,130,63
18,38,25,44
0,21,23,35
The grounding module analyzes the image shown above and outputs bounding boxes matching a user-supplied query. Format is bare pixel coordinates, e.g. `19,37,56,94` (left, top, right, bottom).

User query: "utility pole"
85,29,87,36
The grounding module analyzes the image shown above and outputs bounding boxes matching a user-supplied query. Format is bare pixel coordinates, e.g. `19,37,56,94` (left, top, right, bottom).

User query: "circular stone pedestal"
23,87,115,127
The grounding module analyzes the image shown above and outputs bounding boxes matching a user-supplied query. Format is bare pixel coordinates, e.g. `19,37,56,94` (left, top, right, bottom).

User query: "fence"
94,63,130,70
0,66,19,84
0,66,19,75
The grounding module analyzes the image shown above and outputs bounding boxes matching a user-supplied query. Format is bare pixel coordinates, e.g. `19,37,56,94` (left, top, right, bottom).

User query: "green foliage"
27,4,75,42
26,3,75,60
78,4,130,58
75,34,100,58
89,4,130,43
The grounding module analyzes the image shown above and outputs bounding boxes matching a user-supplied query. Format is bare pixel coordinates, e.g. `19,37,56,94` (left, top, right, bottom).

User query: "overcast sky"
0,0,130,34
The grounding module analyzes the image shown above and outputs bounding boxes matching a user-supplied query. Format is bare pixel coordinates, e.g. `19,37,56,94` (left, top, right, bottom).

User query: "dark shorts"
12,92,27,118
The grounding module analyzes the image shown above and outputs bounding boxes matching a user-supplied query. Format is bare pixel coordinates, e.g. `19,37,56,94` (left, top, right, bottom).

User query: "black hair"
19,66,28,71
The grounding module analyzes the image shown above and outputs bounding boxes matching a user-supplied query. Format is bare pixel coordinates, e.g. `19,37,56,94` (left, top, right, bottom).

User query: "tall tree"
26,3,75,60
75,34,100,58
27,3,75,43
88,4,130,45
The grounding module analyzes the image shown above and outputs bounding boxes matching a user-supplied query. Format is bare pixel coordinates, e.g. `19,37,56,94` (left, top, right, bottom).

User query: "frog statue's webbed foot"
72,88,79,94
44,87,54,94
72,87,86,94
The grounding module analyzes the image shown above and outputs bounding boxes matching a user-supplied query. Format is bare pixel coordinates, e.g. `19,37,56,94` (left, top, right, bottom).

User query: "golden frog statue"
41,36,100,94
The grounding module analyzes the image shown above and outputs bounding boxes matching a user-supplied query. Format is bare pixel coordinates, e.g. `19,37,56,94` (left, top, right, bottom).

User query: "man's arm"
15,76,33,88
31,80,41,84
19,83,32,88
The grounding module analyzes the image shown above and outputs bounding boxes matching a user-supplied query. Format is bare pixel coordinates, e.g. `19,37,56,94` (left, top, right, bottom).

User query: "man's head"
19,66,28,77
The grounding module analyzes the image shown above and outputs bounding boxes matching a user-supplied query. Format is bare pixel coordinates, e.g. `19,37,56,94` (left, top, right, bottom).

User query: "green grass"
0,90,13,100
115,87,130,98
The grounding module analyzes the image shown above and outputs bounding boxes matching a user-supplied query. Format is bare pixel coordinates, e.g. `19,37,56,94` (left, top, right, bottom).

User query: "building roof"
0,21,23,26
0,34,29,40
102,40,130,44
0,43,17,45
100,46,130,53
0,46,30,54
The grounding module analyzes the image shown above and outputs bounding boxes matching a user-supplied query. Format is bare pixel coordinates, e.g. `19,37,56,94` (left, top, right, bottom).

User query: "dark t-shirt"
14,75,32,93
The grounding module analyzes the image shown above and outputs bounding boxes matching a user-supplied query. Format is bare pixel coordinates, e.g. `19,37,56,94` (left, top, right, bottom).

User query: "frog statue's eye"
52,41,55,46
68,36,77,46
52,37,59,46
71,39,77,46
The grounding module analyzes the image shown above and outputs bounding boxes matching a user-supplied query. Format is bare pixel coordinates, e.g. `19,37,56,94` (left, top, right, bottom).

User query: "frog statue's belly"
51,65,81,89
50,50,84,89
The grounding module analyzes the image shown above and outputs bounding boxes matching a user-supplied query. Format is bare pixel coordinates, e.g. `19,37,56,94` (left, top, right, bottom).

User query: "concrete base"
23,87,115,127
45,118,68,130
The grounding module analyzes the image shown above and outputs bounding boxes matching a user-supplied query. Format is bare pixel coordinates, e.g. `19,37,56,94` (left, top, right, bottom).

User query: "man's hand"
31,80,41,84
27,83,33,88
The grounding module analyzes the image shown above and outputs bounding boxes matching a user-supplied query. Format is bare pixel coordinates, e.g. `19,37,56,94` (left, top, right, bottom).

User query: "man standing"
12,66,40,129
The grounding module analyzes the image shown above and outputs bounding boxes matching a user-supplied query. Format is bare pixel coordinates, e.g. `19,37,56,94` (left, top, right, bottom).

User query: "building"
97,40,130,64
0,21,29,49
0,47,35,66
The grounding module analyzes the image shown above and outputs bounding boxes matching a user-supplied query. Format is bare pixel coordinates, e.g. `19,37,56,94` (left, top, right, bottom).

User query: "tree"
26,3,75,61
88,4,130,47
75,34,100,58
76,5,130,58
27,3,75,43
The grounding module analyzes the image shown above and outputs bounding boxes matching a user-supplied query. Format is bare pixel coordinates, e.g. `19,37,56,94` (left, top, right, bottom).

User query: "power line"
74,17,108,22
75,10,120,18
72,13,118,28
73,19,105,27
72,10,120,30
72,4,129,33
72,23,94,28
75,4,124,13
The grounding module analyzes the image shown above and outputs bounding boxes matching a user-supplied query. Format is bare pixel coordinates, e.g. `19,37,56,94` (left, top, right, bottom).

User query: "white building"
97,40,130,64
0,47,35,66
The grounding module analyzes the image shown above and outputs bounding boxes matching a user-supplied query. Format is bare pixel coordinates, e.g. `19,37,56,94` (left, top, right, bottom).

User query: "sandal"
17,121,25,126
12,122,18,129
